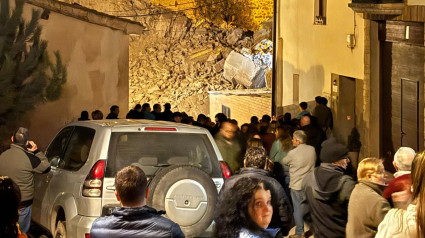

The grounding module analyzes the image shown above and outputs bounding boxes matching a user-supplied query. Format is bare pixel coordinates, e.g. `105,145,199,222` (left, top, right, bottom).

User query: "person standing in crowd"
376,150,425,238
302,138,355,238
90,166,184,238
126,104,142,119
214,177,281,238
78,110,90,121
280,113,293,127
259,121,276,154
0,176,28,238
249,116,260,135
161,103,173,121
192,114,206,127
152,104,162,120
0,127,50,233
382,147,415,208
106,105,120,119
91,110,103,120
270,126,292,192
141,103,155,120
311,96,331,132
239,123,251,152
347,158,390,238
261,114,272,124
212,113,228,136
296,102,310,120
321,97,333,131
300,115,325,165
219,147,294,236
215,120,242,174
172,112,183,123
282,130,316,238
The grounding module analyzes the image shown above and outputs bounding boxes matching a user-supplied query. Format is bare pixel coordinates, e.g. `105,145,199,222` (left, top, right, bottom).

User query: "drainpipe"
271,0,278,116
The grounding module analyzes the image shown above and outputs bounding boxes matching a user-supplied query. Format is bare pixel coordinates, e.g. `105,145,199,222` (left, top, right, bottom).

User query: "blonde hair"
357,157,384,180
411,151,425,237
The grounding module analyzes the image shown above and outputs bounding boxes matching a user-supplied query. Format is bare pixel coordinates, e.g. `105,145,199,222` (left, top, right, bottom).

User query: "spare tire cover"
147,165,218,237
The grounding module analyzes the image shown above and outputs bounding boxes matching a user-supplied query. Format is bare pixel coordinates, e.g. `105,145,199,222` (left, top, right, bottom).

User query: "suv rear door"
101,128,222,208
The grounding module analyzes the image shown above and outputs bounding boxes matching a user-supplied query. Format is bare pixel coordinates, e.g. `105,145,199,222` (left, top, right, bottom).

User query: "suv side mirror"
50,156,60,167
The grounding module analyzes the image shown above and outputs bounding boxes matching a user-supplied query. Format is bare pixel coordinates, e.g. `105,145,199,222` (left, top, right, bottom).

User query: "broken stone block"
214,59,225,73
223,51,262,88
226,28,243,45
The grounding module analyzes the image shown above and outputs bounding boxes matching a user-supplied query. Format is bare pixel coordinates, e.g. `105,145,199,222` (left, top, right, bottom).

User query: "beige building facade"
277,0,425,169
209,90,272,125
17,0,144,149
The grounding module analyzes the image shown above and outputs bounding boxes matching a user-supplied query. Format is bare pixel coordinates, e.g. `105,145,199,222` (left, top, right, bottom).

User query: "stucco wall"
408,0,425,6
278,0,365,106
22,4,130,149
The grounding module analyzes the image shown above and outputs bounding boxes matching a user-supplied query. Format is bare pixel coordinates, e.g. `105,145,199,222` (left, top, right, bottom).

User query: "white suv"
32,120,230,238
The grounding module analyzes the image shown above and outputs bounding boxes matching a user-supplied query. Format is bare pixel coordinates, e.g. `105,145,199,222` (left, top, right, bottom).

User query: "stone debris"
58,0,272,117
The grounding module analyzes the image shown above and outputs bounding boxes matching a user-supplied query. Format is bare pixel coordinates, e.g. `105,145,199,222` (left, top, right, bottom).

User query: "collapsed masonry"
59,0,272,117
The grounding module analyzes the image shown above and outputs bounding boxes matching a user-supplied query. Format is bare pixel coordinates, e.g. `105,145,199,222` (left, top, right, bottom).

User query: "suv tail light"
85,234,90,238
219,161,232,179
82,160,105,197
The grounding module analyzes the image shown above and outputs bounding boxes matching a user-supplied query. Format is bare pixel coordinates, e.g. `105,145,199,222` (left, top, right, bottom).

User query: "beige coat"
346,180,391,238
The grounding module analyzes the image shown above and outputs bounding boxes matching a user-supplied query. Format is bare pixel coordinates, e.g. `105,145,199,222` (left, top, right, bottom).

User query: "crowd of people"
1,96,425,238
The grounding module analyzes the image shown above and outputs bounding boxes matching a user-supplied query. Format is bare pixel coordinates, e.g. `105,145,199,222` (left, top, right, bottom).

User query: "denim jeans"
290,189,304,235
18,205,32,233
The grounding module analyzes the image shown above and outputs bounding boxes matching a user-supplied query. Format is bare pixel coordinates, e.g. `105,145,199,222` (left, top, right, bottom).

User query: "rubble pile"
129,24,261,116
59,0,272,117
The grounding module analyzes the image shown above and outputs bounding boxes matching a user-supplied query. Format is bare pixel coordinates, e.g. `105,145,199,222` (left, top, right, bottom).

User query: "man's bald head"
300,115,311,127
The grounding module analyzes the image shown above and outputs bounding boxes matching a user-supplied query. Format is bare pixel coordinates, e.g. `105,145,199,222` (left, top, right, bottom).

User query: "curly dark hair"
214,177,276,238
244,147,267,169
0,176,21,238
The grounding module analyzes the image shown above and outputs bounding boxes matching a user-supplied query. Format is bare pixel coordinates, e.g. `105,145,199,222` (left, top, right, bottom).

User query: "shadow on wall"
27,86,74,151
281,60,326,107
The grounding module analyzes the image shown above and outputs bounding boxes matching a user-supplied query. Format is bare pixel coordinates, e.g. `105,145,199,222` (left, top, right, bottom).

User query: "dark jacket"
90,206,185,238
219,168,294,236
214,133,242,174
301,124,325,164
106,112,118,119
312,104,331,131
302,163,355,238
0,144,50,204
161,109,174,121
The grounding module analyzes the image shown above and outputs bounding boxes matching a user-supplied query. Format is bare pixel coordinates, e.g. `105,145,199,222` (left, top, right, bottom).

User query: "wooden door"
380,21,424,171
401,79,419,150
333,76,356,146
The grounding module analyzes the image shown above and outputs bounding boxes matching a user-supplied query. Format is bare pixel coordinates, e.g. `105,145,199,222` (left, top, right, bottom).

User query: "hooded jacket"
301,163,355,238
90,206,185,238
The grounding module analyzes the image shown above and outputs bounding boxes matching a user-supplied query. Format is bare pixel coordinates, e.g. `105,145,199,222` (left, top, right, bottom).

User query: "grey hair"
394,147,416,171
293,130,307,144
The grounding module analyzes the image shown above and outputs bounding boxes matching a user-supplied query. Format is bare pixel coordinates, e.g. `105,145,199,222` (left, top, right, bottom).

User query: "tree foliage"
0,0,67,148
194,0,272,31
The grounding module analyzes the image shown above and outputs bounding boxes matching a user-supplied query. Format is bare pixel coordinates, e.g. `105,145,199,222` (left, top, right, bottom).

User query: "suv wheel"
54,221,66,238
147,165,218,237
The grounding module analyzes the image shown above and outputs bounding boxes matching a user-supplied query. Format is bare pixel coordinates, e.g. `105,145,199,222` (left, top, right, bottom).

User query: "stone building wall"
209,91,271,124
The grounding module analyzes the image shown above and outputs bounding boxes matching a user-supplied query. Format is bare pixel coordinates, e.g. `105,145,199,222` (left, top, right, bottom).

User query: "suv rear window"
105,132,222,178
